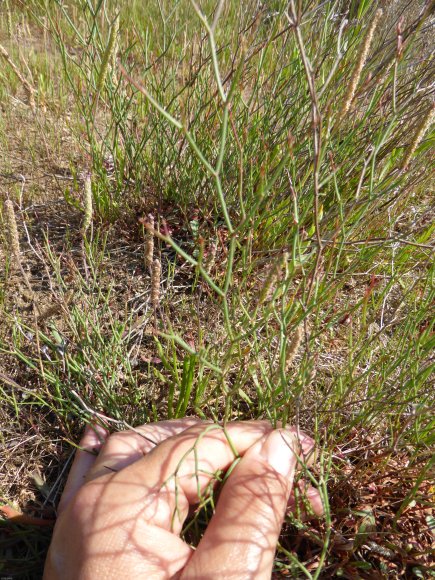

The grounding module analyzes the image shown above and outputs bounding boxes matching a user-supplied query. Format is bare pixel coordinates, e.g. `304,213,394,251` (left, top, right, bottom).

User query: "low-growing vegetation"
0,0,434,577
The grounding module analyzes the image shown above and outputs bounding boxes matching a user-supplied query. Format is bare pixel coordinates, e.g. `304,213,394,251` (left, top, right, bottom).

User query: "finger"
62,423,306,579
57,423,108,514
182,429,299,580
86,417,202,481
285,428,316,466
287,481,324,518
88,420,313,483
85,420,275,536
279,433,321,518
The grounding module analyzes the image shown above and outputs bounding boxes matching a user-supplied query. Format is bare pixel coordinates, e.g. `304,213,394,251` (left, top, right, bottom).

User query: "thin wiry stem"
286,3,323,299
318,18,348,98
191,0,227,103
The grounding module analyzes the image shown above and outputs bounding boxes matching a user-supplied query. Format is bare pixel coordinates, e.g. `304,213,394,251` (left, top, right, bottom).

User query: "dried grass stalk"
400,104,434,171
144,214,155,272
5,0,12,38
258,252,288,305
95,14,119,98
110,15,120,83
339,8,383,122
81,174,93,236
4,199,21,269
4,199,36,305
0,43,36,111
205,239,218,273
151,258,162,308
285,325,303,372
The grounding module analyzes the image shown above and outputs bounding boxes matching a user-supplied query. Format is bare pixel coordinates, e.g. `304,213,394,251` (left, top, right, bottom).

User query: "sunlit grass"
0,0,434,577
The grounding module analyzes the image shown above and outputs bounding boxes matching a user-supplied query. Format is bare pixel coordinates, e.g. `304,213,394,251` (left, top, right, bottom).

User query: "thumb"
182,429,299,580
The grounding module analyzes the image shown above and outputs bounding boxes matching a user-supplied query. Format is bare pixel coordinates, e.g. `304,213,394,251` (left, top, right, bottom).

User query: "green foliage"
0,0,434,576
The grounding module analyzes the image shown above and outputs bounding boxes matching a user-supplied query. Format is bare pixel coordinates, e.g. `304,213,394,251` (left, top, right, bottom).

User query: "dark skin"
44,418,323,579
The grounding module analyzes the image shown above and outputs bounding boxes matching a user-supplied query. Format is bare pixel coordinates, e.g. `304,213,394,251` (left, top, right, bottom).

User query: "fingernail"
259,430,298,477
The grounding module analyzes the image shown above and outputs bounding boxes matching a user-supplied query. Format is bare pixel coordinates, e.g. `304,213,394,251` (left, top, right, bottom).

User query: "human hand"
44,418,322,579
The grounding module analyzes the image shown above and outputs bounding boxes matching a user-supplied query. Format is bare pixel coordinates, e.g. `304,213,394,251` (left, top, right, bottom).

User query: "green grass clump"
0,0,434,577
